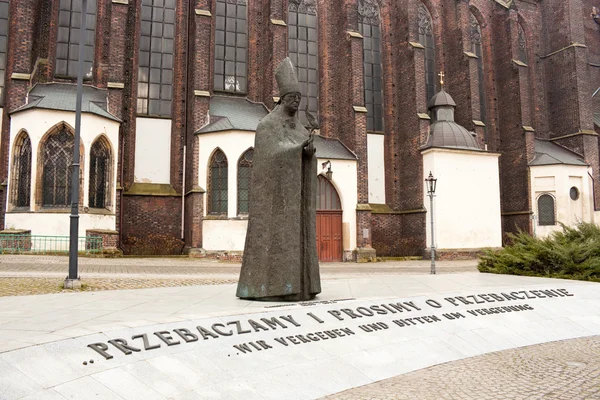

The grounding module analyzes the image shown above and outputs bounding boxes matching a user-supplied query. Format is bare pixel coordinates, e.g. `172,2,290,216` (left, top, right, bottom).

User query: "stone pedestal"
354,247,377,263
63,278,82,289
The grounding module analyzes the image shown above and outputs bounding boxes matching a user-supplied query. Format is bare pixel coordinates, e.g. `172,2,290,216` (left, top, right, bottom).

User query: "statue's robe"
236,106,321,300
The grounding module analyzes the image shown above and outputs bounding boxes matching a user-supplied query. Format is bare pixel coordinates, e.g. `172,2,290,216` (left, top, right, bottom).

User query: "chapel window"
470,12,487,139
56,0,97,79
88,137,112,209
209,149,228,215
214,0,247,93
288,0,318,125
42,128,74,208
0,0,9,101
538,194,556,226
137,0,176,117
10,132,32,208
418,4,436,104
237,148,253,215
358,0,384,132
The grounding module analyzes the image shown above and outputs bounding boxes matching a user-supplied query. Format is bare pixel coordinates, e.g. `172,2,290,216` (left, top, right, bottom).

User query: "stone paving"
2,255,599,399
325,335,600,400
0,255,478,296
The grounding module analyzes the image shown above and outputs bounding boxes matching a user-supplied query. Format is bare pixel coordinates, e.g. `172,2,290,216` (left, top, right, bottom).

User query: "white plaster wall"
203,219,248,251
422,148,502,250
530,164,593,238
134,117,171,184
198,131,358,252
319,158,358,252
5,213,115,249
367,133,385,204
8,109,120,215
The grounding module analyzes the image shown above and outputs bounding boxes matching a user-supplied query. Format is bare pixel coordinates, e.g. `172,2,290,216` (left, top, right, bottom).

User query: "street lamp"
322,160,333,180
66,0,88,289
425,171,437,274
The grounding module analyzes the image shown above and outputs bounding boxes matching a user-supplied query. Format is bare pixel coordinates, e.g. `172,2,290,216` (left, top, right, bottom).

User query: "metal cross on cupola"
438,71,445,87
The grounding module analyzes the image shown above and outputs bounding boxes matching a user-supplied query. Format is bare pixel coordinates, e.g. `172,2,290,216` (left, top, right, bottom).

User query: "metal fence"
0,235,103,254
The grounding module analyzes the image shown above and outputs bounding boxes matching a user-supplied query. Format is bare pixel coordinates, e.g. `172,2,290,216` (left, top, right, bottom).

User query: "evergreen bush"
478,222,600,282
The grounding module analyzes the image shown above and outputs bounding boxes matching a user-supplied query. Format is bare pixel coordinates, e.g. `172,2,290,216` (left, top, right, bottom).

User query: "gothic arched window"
538,194,555,226
10,132,32,208
208,149,228,215
137,0,176,116
470,13,487,129
237,148,253,215
288,0,318,125
56,0,97,79
88,137,112,209
42,128,74,207
359,0,384,132
0,0,9,101
518,24,527,64
418,4,435,104
214,0,247,93
317,175,341,210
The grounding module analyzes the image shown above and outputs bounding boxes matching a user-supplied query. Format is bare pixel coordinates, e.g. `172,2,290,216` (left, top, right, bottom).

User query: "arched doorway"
316,175,343,262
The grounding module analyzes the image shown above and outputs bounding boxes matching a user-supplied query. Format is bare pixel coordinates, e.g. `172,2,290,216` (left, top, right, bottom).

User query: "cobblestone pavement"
325,335,600,400
0,255,478,296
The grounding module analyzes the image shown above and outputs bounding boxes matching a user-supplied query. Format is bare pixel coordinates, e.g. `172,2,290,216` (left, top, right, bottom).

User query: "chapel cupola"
423,83,482,151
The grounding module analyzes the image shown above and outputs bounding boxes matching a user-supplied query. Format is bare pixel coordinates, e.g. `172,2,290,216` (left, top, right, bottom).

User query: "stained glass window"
42,129,74,207
56,0,97,78
237,148,253,215
518,24,527,64
214,0,247,93
288,0,318,125
89,138,111,209
10,132,31,208
0,0,9,100
358,0,383,132
470,13,487,137
418,4,435,104
137,0,176,117
209,149,228,215
538,194,555,226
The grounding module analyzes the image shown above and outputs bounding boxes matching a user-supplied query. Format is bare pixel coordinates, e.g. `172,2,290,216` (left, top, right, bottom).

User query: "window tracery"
209,149,228,215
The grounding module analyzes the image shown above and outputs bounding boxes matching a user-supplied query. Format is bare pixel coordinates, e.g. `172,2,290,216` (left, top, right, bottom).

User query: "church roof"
428,89,456,109
196,96,269,134
10,83,120,122
529,139,588,166
424,121,481,151
314,135,357,161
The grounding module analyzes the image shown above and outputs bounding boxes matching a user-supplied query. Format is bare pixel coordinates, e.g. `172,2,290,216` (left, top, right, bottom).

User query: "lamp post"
66,0,88,288
425,171,437,274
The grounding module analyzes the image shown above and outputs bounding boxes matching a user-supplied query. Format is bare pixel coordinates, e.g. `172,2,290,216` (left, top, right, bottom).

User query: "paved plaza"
0,255,599,399
0,255,477,296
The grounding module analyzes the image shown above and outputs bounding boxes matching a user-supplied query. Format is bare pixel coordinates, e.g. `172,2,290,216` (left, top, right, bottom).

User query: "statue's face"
282,92,301,113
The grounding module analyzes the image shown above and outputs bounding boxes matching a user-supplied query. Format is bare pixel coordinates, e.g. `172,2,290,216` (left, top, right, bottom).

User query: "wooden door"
316,176,343,262
316,211,343,262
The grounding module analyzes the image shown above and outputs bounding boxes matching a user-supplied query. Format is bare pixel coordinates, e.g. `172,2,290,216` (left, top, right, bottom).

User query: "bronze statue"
236,58,321,301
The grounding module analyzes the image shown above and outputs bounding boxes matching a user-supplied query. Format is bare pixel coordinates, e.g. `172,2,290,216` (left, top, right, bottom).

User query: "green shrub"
478,222,600,282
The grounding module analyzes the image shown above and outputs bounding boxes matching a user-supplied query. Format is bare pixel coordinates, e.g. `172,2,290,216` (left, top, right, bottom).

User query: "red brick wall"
372,212,426,257
1,0,600,256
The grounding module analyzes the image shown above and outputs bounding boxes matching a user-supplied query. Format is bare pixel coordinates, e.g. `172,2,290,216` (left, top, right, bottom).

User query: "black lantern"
322,160,333,180
425,171,437,195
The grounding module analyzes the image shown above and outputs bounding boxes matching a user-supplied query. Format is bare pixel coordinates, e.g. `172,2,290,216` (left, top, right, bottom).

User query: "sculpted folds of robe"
236,106,321,300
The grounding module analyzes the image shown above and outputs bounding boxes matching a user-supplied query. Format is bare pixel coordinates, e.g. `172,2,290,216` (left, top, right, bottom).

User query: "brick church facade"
0,0,599,259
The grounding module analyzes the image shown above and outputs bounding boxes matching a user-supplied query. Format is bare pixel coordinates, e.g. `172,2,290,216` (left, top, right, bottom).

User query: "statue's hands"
303,134,316,156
